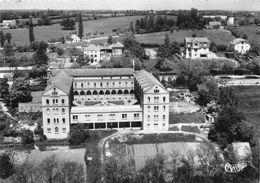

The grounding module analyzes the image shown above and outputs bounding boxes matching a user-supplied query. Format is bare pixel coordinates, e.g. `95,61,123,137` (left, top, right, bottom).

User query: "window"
54,118,56,123
62,118,65,124
73,115,78,121
47,128,51,133
154,115,159,121
81,83,83,88
154,88,159,93
53,108,59,115
62,128,66,133
52,88,58,95
134,113,139,119
46,99,49,105
100,83,103,87
122,114,127,119
147,97,150,103
163,97,166,102
147,115,150,121
94,83,96,87
62,108,65,115
154,106,159,111
109,114,115,120
62,99,65,105
154,96,159,103
107,82,109,86
125,82,127,85
147,106,151,111
56,99,58,104
57,118,59,123
47,118,50,124
46,109,50,115
97,114,103,121
55,127,59,134
163,106,166,111
163,115,166,121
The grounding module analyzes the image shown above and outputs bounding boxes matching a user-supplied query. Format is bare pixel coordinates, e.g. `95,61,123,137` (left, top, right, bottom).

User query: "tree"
28,17,35,43
78,13,83,39
60,18,75,30
21,129,35,145
210,42,218,53
12,161,37,183
107,35,113,45
67,125,89,145
75,54,89,67
39,155,59,183
208,106,254,148
4,32,12,44
129,21,135,33
0,150,15,179
56,161,84,183
56,47,64,56
9,77,32,108
3,41,14,57
0,77,10,104
0,30,5,47
164,33,170,46
156,42,180,60
32,41,49,65
156,58,172,71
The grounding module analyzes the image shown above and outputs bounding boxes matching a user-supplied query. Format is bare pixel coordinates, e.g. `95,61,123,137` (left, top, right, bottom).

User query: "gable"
43,86,67,96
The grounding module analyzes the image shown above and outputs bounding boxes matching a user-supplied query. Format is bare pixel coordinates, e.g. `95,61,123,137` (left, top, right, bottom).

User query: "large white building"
184,37,210,59
230,38,250,55
42,68,169,139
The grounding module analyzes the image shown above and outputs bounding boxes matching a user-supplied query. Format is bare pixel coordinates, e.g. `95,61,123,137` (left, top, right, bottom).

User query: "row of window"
147,96,166,103
147,115,166,122
46,108,66,115
47,127,66,134
74,89,134,96
73,113,140,121
46,99,65,105
147,105,166,112
74,81,134,88
47,118,66,124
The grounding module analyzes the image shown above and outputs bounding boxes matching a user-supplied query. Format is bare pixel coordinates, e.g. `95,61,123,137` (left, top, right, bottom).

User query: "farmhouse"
230,38,250,54
207,21,222,29
42,68,169,139
66,34,81,43
184,37,210,59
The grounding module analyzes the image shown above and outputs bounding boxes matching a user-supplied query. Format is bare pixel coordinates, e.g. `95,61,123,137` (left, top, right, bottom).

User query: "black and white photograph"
0,0,259,182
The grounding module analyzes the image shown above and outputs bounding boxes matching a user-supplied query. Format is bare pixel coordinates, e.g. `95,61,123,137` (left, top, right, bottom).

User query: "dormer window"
154,87,159,93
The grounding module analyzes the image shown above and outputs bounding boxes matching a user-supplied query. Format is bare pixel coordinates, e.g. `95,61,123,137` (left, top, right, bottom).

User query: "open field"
231,85,260,134
236,25,260,43
135,29,235,45
3,16,144,46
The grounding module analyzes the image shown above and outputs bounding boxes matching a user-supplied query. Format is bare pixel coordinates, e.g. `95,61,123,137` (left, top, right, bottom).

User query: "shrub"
67,126,90,145
21,130,34,145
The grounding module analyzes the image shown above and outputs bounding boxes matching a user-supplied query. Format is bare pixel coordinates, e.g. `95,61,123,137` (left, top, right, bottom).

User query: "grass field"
231,85,260,134
236,25,260,43
135,29,235,45
3,16,144,46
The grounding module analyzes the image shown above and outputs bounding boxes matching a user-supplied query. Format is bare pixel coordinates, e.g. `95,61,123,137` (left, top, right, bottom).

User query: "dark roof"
45,71,73,94
51,68,133,77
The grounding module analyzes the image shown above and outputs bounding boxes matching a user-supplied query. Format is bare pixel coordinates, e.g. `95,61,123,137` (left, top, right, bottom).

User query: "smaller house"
208,21,222,29
230,38,250,54
66,34,80,44
111,42,124,55
2,20,16,29
184,37,210,59
82,45,101,65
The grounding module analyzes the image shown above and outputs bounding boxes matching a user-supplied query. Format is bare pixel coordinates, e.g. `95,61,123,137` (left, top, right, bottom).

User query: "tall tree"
32,41,49,65
0,150,15,179
0,77,10,105
164,33,170,46
4,32,12,44
129,21,135,33
28,17,35,43
0,30,5,47
3,42,13,57
78,13,83,39
9,77,32,107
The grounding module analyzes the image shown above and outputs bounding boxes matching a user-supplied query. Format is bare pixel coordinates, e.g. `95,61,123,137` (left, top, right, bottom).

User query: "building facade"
230,38,250,54
184,37,210,59
42,68,169,139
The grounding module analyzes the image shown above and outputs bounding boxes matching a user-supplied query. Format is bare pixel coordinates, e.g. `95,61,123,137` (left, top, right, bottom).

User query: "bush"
67,126,90,145
21,130,34,145
217,44,227,52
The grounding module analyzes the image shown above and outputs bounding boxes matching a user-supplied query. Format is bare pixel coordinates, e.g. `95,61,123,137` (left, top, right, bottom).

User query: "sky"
0,0,259,11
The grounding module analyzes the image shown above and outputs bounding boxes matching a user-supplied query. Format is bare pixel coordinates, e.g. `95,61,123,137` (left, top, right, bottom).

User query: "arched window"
118,90,122,94
46,109,50,115
163,97,166,102
93,90,98,95
111,90,116,95
61,99,65,104
80,91,85,95
124,90,129,94
46,99,49,105
99,90,104,95
62,108,65,115
55,127,59,133
130,90,134,94
86,91,91,95
147,97,150,102
73,91,79,95
105,90,110,95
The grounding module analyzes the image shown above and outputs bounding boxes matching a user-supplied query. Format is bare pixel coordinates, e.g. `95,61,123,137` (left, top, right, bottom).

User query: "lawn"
236,25,260,43
169,112,205,124
135,29,235,45
3,16,144,46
